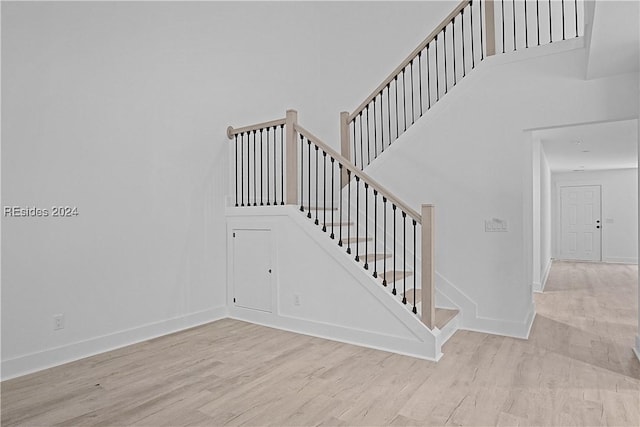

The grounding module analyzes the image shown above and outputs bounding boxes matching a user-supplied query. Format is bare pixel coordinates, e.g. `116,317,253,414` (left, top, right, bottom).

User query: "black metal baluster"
461,10,466,76
549,0,553,43
315,145,319,225
386,83,391,147
412,219,417,314
280,125,284,205
373,97,378,158
480,0,484,59
392,204,397,295
394,76,399,139
524,0,529,48
346,170,351,254
240,132,249,206
373,190,378,278
537,0,541,45
402,69,407,132
418,51,423,116
512,0,517,51
307,139,311,218
259,129,263,205
234,134,239,207
300,134,304,211
427,44,432,107
402,211,407,304
273,126,277,205
339,164,344,246
366,105,371,165
359,112,364,168
252,130,257,206
443,27,448,94
452,18,457,85
410,60,415,124
248,132,251,205
502,0,506,53
355,176,360,262
364,183,369,270
561,0,566,40
352,119,357,169
435,35,440,101
322,151,327,231
265,129,270,206
383,197,387,286
330,157,335,239
574,0,578,37
471,1,476,67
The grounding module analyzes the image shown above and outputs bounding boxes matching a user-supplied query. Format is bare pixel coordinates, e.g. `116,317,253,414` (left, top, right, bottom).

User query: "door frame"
555,181,603,262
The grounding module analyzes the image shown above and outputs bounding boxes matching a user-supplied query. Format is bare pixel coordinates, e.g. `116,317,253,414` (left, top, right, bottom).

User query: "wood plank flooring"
2,261,639,426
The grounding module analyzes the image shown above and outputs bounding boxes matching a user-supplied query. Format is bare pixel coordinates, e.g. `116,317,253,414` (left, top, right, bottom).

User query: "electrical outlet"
53,314,65,331
294,294,301,306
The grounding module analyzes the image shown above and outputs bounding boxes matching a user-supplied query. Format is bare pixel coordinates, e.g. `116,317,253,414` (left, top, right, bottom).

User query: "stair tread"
379,270,413,283
435,308,459,329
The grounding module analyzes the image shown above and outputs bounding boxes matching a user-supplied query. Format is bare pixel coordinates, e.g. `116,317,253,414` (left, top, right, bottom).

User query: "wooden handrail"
348,0,471,122
227,117,287,139
294,123,422,224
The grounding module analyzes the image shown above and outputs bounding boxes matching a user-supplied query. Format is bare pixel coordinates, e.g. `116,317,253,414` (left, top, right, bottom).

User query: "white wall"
1,1,454,379
364,44,639,332
552,169,638,263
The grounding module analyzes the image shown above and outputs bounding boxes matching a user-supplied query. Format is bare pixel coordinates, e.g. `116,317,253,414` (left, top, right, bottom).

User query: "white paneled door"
232,229,273,312
560,185,602,261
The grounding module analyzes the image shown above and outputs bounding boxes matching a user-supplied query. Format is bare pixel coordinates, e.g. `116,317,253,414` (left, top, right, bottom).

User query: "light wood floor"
2,261,639,426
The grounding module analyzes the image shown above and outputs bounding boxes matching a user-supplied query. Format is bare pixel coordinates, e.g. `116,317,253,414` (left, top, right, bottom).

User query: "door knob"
596,220,600,223
596,226,600,229
268,269,272,273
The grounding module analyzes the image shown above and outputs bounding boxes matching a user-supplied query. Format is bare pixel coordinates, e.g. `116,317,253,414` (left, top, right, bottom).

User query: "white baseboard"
1,306,228,381
534,258,553,293
228,307,441,362
461,303,537,339
602,257,638,264
435,273,536,339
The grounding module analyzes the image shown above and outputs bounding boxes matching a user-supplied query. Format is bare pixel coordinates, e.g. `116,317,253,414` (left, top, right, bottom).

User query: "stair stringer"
226,205,445,360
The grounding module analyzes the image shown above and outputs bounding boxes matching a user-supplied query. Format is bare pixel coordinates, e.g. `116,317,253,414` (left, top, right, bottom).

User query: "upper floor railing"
340,0,583,170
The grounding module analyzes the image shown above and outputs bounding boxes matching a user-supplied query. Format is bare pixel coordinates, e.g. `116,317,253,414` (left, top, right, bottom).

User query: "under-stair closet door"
232,229,273,313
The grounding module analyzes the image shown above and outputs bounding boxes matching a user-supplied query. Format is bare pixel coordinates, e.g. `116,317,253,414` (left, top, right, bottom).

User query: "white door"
560,185,601,261
232,229,272,312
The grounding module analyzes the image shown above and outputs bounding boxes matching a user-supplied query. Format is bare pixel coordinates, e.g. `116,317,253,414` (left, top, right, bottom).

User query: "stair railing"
340,0,583,170
227,110,436,329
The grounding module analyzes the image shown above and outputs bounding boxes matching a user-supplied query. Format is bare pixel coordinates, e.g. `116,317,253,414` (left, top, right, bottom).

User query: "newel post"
340,111,351,188
421,204,435,329
484,0,496,57
285,109,298,205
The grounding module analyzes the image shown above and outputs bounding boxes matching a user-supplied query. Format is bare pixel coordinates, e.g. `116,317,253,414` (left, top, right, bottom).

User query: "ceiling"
537,119,638,172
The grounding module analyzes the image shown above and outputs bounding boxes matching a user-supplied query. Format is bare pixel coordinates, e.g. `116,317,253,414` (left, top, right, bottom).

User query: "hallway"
1,262,639,426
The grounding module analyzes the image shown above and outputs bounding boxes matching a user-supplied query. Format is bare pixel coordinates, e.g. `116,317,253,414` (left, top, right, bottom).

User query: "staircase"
224,0,584,359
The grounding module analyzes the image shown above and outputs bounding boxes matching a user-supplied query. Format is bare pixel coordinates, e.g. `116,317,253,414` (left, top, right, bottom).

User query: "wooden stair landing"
435,308,459,329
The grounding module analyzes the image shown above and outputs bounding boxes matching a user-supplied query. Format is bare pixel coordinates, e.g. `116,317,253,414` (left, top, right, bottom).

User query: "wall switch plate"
294,294,301,306
53,314,65,330
485,218,508,232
